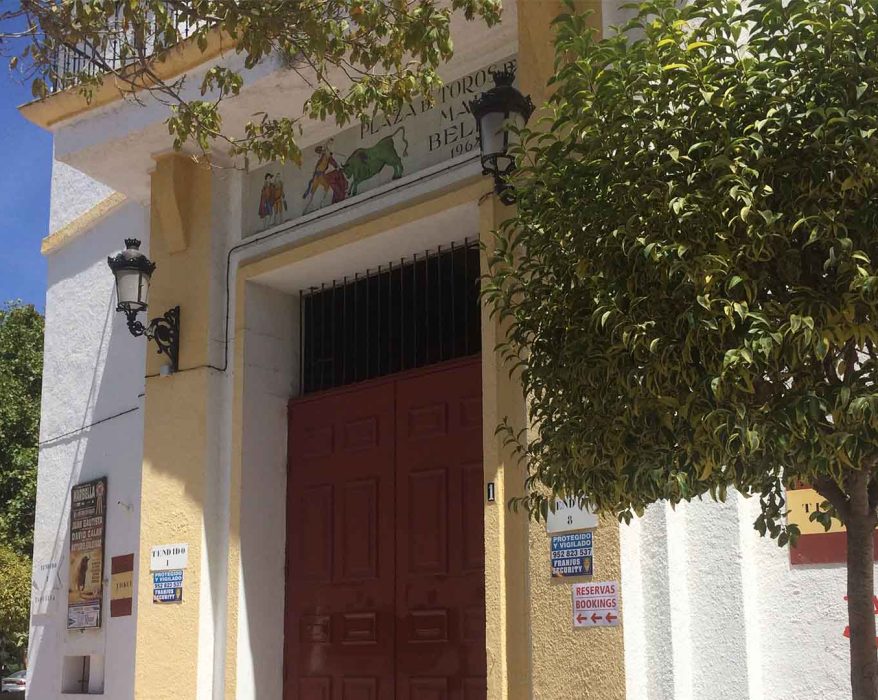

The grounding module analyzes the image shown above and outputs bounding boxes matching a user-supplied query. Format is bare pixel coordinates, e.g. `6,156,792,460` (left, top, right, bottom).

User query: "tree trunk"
846,470,878,700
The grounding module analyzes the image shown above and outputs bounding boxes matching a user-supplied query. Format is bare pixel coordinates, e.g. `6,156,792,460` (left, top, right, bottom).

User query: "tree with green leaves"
1,0,500,165
0,303,43,669
0,303,42,558
0,545,32,669
485,1,878,697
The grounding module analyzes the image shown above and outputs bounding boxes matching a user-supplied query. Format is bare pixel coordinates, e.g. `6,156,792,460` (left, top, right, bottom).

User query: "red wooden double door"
285,358,487,700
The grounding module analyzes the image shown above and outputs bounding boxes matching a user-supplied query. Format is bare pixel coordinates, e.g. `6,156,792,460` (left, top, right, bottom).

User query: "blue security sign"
153,569,183,604
551,531,594,578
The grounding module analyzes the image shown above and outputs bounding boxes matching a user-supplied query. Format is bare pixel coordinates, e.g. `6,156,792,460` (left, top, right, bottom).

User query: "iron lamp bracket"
491,173,516,206
125,305,180,373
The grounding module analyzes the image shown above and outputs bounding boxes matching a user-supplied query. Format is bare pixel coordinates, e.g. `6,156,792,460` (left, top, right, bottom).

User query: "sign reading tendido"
67,477,107,629
245,56,517,237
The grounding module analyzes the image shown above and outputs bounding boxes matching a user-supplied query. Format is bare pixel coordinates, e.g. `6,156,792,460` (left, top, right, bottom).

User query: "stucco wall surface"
48,160,115,234
621,492,873,700
133,155,226,700
529,516,626,699
232,281,296,699
29,191,148,699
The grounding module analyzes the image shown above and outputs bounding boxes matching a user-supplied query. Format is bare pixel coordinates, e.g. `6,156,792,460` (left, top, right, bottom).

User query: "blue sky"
0,64,52,310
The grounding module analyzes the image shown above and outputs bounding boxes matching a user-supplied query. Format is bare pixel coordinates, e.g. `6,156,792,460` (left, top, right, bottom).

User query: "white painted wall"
196,166,244,700
48,161,114,233
49,12,516,206
594,3,857,696
234,281,297,700
28,185,148,699
35,10,863,698
621,492,867,699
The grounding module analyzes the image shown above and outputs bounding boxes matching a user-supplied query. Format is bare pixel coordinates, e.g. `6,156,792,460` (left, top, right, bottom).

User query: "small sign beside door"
546,498,599,534
572,581,620,628
153,570,184,604
150,543,189,571
551,531,593,578
110,554,134,617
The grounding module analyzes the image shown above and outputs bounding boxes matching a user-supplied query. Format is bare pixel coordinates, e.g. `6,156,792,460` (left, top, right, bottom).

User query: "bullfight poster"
67,477,107,629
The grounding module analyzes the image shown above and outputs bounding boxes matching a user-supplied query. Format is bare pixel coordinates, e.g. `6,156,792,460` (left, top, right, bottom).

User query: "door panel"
286,383,396,700
286,359,485,700
395,360,486,700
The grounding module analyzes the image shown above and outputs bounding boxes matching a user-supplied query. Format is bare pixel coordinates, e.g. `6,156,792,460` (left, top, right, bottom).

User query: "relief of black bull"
341,126,409,196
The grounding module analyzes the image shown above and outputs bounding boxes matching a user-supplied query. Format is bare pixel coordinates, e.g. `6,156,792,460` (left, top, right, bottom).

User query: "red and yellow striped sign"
787,487,878,565
110,554,134,617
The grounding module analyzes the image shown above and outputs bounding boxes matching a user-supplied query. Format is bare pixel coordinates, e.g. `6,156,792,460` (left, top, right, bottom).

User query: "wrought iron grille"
48,5,200,94
300,238,481,394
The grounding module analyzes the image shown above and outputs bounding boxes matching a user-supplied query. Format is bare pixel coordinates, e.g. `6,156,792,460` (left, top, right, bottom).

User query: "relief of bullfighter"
302,139,349,213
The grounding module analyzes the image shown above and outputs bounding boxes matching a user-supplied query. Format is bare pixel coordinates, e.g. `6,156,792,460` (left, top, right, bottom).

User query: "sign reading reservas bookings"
787,485,878,565
572,581,620,628
68,477,107,630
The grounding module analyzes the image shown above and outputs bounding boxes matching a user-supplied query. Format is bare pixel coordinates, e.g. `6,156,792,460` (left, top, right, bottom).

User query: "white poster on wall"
546,498,599,534
150,543,189,572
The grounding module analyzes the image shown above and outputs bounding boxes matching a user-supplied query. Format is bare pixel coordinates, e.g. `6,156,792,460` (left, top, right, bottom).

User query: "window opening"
300,238,481,393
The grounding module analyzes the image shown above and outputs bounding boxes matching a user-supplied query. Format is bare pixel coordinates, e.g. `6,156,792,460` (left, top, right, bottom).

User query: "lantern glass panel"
506,110,527,147
494,153,515,177
479,111,508,157
115,268,149,312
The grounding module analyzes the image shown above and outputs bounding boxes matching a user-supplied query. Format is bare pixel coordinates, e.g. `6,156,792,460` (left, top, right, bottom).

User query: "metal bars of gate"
48,4,200,93
299,238,481,394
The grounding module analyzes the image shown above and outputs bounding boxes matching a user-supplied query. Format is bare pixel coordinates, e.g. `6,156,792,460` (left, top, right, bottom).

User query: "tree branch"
814,475,851,523
868,475,878,516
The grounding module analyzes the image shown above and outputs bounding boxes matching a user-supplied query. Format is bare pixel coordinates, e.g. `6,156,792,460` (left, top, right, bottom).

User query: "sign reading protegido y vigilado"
67,477,107,629
244,55,517,237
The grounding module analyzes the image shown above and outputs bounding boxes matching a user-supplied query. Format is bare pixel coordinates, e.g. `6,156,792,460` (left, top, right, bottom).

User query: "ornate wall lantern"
107,239,180,373
470,68,535,204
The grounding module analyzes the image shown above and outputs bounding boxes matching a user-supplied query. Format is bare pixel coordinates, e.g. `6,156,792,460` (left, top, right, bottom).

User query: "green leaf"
476,1,878,610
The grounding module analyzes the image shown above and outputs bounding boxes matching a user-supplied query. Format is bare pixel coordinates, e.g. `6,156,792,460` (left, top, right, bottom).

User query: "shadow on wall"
33,202,293,697
29,204,147,697
238,281,298,699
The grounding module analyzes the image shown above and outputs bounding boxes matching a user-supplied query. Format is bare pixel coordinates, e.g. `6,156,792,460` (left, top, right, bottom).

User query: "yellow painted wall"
478,157,625,700
134,154,215,699
480,195,532,700
134,3,628,698
528,516,625,698
515,3,627,698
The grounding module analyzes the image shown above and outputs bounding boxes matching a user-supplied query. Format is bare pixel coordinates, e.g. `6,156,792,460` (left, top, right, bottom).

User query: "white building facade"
22,2,868,698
